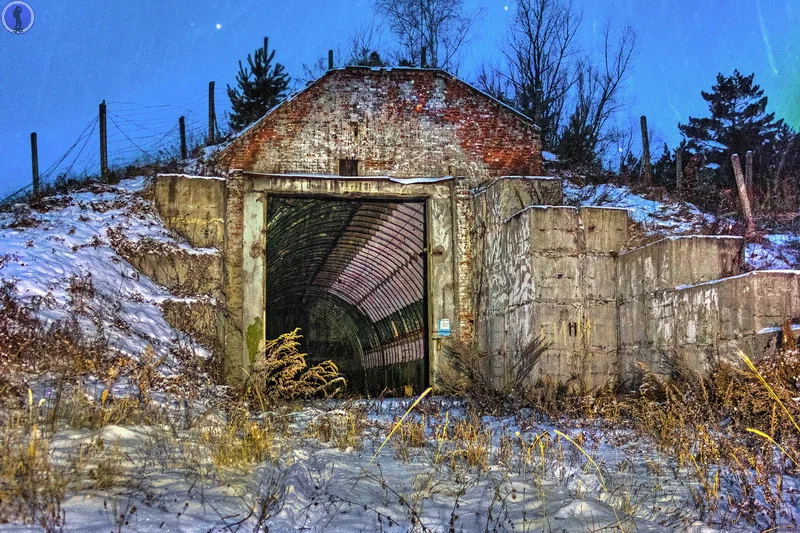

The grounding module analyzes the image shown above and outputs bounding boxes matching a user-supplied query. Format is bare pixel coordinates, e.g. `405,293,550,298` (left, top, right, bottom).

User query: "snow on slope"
0,177,212,374
564,180,800,270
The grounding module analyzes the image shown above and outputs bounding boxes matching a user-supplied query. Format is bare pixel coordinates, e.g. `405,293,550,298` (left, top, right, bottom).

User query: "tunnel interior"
265,196,428,395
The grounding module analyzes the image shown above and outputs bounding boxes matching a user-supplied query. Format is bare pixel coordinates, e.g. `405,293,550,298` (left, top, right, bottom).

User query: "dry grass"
309,407,367,451
391,417,427,461
248,328,346,409
631,328,800,526
439,337,548,414
0,422,67,529
448,418,491,471
198,405,276,469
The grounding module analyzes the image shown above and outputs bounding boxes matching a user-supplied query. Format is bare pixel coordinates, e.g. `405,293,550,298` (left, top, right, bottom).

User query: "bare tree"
480,0,635,167
346,22,390,67
558,22,636,167
302,20,388,83
373,0,481,70
492,0,582,148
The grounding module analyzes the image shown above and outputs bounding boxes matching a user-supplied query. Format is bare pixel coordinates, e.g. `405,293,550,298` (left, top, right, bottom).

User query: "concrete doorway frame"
239,172,461,389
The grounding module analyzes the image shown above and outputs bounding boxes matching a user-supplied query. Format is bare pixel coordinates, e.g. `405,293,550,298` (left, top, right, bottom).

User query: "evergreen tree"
350,50,388,67
227,37,290,132
557,99,600,170
679,70,782,188
651,143,674,187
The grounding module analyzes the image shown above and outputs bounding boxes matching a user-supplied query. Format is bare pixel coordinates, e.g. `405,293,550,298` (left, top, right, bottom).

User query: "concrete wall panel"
152,175,226,248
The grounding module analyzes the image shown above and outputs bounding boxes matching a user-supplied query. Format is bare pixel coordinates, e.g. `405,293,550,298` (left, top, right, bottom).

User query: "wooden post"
328,49,334,70
208,81,216,145
421,46,427,68
30,132,39,197
179,116,187,160
745,150,754,202
99,101,108,182
639,115,653,186
675,148,683,194
732,153,755,235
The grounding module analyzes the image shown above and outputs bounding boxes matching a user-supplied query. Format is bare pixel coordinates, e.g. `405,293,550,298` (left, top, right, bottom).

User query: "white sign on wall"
438,318,451,337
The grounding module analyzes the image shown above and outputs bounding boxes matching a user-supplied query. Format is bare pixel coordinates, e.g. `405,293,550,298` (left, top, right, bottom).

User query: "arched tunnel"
265,196,429,395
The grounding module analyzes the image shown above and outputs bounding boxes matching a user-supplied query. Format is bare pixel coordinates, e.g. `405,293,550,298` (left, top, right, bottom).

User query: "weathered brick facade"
219,67,543,185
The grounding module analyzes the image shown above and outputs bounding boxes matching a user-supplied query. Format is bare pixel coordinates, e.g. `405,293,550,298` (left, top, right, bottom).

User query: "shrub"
249,328,345,409
438,337,548,413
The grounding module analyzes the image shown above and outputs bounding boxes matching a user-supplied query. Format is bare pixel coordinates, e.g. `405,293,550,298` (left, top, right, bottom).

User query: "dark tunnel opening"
265,196,429,395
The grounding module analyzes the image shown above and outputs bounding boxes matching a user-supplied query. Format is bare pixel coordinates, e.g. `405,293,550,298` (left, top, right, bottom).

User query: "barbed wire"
1,92,233,207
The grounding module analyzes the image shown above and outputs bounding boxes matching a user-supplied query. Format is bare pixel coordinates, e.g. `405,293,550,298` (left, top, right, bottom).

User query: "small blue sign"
438,318,451,337
2,1,34,34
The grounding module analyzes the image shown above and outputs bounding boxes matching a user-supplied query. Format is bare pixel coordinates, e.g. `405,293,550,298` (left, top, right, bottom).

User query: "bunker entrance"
265,196,429,395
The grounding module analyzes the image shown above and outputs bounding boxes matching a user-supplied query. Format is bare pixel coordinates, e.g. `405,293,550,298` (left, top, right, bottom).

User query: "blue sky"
1,0,798,196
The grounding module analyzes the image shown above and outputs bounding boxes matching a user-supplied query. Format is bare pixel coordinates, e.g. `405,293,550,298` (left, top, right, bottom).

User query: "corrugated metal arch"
265,196,428,393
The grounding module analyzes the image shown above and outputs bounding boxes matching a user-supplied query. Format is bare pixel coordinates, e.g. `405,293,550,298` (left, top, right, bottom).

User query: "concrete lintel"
247,172,452,199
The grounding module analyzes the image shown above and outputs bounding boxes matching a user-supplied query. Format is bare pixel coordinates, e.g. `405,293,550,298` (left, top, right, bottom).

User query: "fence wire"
1,93,232,208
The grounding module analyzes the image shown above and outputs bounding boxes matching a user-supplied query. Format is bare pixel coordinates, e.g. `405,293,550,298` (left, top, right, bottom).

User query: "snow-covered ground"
563,179,800,269
2,398,780,532
0,177,213,374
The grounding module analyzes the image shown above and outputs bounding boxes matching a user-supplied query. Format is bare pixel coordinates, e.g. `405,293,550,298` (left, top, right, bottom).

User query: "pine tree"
651,143,674,187
350,50,388,67
227,37,290,132
679,70,782,189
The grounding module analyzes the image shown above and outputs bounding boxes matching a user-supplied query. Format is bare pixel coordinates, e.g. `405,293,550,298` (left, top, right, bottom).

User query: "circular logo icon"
2,1,34,34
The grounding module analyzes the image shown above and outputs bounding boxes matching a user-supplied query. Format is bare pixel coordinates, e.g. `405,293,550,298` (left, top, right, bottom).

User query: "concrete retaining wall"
146,171,800,390
121,247,222,299
152,174,226,249
472,180,800,389
618,269,800,378
473,177,627,389
162,299,222,353
616,236,745,377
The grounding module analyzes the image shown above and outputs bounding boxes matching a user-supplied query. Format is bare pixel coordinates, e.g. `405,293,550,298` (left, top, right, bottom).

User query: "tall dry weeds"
633,326,800,527
248,328,346,409
439,337,548,414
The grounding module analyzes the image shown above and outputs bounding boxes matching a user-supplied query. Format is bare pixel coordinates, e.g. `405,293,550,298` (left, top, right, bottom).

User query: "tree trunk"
732,153,755,236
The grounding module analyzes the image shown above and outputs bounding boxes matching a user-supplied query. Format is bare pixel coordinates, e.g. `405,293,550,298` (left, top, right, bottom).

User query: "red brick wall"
220,68,542,186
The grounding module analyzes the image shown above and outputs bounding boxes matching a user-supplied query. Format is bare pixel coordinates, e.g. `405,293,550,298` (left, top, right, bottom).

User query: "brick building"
148,66,800,393
212,66,544,389
218,66,543,185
